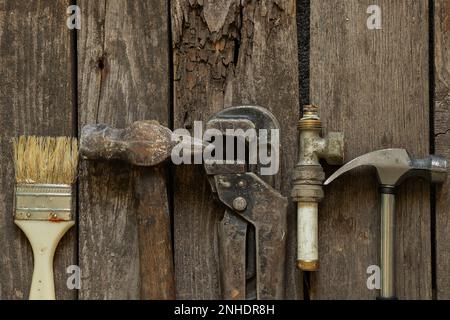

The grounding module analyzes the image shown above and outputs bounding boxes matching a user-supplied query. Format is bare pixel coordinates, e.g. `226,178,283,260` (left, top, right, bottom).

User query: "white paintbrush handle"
15,220,74,300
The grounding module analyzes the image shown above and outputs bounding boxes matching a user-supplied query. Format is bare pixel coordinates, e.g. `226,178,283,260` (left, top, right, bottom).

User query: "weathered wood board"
434,0,450,300
77,0,173,299
0,0,76,299
310,0,431,299
171,0,301,299
0,0,444,301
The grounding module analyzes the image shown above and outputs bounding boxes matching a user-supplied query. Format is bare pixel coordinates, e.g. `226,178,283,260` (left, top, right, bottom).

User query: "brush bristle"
12,136,79,184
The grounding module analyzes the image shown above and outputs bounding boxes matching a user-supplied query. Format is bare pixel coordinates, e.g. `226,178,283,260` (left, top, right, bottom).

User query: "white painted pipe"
297,202,319,271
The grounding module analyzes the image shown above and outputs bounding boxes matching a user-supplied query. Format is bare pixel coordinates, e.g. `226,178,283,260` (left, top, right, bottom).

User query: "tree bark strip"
171,0,301,299
0,0,76,299
77,0,173,299
310,0,431,299
434,0,450,300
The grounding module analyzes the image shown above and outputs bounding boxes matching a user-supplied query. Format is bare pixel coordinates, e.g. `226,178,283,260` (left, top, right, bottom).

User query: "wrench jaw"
204,106,287,300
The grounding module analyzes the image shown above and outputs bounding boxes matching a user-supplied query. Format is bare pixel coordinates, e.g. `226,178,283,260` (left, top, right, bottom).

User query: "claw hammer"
324,149,447,299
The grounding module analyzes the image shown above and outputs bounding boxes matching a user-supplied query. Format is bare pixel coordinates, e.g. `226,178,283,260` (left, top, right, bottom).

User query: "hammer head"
324,148,447,187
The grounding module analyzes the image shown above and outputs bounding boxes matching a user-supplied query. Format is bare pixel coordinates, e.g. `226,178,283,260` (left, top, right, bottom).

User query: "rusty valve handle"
80,120,176,166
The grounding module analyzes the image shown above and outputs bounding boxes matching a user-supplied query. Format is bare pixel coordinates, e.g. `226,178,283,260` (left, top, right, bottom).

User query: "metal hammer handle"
379,188,396,299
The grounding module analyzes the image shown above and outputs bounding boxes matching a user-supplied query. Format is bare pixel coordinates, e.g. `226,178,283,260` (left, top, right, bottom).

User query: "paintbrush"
12,136,78,300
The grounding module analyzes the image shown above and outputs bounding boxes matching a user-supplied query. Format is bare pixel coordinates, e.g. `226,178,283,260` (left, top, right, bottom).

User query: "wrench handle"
380,188,396,299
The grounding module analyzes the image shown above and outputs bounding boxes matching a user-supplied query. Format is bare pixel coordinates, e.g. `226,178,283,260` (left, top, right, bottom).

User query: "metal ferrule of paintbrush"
15,184,73,222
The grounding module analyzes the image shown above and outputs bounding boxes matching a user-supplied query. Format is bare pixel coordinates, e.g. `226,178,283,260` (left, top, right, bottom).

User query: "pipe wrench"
204,106,288,299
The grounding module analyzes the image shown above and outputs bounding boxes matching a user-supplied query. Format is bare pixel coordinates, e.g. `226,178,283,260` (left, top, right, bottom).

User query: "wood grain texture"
310,0,431,299
77,0,173,299
434,0,450,300
171,0,301,299
0,0,76,299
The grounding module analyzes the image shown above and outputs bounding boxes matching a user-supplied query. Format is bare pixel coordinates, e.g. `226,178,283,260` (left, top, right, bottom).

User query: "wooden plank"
172,0,301,299
78,0,173,299
434,0,450,300
0,0,76,299
310,0,431,299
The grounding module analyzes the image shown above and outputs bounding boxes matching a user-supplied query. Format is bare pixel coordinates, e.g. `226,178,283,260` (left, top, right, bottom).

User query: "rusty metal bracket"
205,106,287,300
